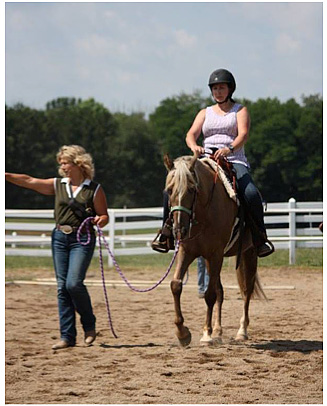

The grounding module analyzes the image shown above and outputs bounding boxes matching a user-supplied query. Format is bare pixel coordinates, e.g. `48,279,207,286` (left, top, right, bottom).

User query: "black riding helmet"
208,69,236,103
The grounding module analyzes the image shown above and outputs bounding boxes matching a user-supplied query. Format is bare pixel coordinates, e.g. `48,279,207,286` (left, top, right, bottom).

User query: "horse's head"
164,153,199,241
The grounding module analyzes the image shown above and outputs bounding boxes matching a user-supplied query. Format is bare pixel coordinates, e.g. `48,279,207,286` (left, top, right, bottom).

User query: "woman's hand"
93,215,108,228
214,147,231,160
191,144,205,155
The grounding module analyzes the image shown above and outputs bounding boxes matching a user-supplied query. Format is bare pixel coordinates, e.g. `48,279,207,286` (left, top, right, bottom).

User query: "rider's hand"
214,147,230,160
191,145,205,155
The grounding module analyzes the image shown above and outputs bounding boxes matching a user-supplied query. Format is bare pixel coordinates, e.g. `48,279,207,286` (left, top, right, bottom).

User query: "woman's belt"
56,224,94,235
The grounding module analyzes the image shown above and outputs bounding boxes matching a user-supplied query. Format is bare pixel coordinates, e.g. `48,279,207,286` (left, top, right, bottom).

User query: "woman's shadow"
251,339,322,353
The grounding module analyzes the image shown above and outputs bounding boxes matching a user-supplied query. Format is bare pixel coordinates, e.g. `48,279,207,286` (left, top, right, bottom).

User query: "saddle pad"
201,158,239,204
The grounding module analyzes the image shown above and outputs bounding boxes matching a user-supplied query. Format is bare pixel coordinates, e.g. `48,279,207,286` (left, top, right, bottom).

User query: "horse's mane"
165,156,198,201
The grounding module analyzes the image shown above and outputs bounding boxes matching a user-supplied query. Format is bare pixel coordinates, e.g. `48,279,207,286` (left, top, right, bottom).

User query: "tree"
112,112,164,207
294,95,322,200
5,104,55,208
5,93,323,208
149,91,209,159
245,98,302,201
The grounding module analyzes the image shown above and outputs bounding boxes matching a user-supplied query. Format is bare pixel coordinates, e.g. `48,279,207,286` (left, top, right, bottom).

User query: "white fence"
5,198,323,265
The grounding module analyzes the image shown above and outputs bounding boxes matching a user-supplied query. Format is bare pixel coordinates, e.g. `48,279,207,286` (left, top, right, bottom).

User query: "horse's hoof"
235,334,248,341
200,332,213,346
200,337,213,346
177,327,192,347
212,336,223,344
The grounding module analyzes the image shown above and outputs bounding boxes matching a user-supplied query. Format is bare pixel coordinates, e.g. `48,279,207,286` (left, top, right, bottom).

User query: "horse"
164,152,266,346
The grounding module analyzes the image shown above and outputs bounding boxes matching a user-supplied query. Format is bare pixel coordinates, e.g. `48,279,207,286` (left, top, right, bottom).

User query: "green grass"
5,248,322,271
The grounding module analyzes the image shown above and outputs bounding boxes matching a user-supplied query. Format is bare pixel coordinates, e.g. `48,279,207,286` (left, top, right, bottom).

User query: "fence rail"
5,199,323,265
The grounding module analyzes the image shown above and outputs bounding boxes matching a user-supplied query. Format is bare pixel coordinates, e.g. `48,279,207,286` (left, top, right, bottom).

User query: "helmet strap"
217,96,230,105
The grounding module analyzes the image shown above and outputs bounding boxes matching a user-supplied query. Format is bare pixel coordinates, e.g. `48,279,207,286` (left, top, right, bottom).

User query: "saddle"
215,156,236,192
200,157,238,203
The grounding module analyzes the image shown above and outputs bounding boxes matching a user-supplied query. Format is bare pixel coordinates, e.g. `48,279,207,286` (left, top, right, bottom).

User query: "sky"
5,1,323,115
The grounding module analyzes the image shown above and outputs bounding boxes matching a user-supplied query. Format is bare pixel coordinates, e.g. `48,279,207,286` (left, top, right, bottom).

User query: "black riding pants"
233,163,266,235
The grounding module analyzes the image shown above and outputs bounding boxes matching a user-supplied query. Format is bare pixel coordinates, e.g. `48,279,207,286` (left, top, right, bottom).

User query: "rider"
152,68,274,258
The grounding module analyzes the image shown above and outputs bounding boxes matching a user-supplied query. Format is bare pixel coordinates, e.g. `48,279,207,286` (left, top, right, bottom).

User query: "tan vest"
54,178,99,226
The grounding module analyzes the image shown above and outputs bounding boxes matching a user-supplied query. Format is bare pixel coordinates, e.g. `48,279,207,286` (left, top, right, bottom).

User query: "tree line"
5,93,322,209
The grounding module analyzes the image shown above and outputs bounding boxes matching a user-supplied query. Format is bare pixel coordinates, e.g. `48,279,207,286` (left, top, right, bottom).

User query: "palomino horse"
164,153,265,346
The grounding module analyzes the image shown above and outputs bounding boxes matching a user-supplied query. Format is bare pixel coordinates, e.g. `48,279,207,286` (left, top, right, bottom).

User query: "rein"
77,217,181,338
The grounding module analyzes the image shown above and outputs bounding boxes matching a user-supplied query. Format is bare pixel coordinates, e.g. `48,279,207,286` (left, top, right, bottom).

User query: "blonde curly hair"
56,145,95,179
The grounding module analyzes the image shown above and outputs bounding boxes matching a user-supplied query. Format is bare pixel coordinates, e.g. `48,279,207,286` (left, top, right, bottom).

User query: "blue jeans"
51,229,96,344
197,256,209,294
233,163,266,235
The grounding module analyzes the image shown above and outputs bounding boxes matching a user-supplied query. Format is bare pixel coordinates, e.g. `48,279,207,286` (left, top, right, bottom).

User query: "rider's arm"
232,106,250,150
5,173,55,195
186,109,206,154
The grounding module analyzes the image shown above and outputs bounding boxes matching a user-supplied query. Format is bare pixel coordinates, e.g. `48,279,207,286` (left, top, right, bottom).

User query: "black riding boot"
151,191,175,253
151,219,175,253
247,216,275,258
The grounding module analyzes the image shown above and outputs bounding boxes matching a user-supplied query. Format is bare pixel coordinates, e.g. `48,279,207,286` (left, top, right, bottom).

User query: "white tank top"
202,103,249,167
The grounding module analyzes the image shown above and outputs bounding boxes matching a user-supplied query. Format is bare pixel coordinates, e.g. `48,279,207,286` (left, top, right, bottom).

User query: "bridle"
169,187,198,239
170,205,192,216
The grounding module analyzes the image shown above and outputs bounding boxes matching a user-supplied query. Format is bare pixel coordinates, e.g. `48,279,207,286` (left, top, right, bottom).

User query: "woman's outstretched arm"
5,172,55,195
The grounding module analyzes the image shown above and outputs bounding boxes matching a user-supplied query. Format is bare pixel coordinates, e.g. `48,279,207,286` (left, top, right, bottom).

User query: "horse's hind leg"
235,247,258,341
200,254,224,345
212,276,224,342
171,250,194,346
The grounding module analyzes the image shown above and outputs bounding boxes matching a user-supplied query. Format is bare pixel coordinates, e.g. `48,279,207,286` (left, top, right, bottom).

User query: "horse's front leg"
170,249,194,347
200,253,224,345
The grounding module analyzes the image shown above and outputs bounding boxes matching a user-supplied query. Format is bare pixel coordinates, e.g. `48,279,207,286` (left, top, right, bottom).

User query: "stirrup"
151,230,169,253
257,240,275,258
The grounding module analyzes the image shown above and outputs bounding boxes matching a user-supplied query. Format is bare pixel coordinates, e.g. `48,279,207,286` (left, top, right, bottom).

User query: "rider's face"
211,83,229,102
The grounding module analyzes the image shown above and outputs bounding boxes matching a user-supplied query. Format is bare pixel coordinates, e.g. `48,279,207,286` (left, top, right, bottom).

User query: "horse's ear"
190,151,200,170
164,154,174,171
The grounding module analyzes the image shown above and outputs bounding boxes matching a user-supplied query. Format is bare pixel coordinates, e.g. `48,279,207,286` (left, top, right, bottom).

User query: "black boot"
257,239,275,257
151,221,175,253
253,229,275,258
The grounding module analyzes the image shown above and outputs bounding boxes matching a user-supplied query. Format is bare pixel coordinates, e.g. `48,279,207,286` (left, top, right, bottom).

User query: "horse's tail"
236,248,268,301
252,274,268,301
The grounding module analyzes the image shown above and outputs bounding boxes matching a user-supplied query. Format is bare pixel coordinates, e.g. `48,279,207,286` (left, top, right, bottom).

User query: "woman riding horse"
152,68,274,258
163,153,266,345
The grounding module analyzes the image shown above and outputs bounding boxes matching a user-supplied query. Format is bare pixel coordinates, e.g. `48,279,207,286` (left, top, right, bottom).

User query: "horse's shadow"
99,342,162,349
250,339,322,354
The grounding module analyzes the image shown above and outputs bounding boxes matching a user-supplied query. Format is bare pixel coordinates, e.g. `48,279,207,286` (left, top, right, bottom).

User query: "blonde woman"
6,145,109,350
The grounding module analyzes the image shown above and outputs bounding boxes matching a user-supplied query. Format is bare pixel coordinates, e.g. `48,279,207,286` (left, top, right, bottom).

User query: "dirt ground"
5,264,323,404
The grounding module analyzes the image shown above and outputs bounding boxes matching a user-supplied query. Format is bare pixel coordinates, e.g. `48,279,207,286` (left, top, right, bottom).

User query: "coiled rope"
77,217,180,338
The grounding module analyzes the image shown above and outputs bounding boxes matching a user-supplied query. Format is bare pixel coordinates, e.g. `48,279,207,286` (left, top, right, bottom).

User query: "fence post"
289,198,296,265
108,209,115,267
11,231,17,248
